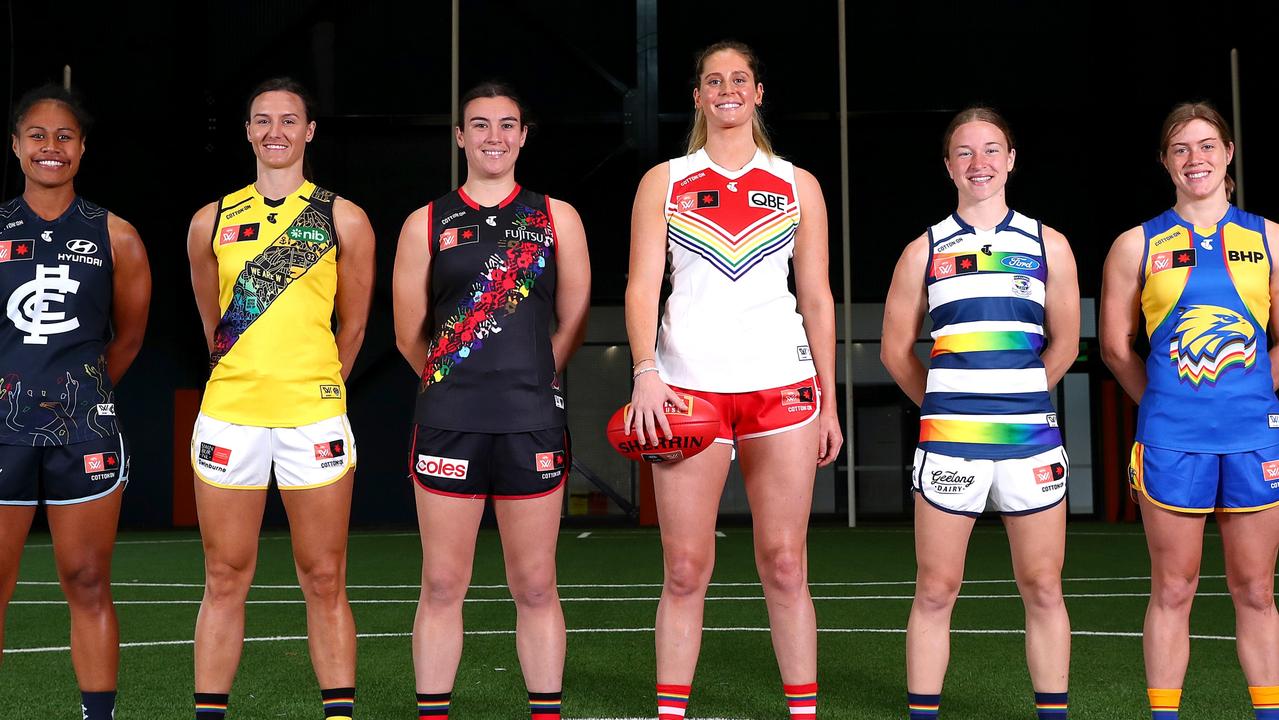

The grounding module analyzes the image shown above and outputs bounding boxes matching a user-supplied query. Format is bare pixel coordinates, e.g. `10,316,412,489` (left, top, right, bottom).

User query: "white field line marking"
716,530,727,537
577,532,592,538
6,591,1240,606
6,625,1237,655
13,573,1230,591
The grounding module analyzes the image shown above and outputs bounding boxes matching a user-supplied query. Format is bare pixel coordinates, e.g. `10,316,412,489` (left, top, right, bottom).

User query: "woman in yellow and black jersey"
185,78,374,720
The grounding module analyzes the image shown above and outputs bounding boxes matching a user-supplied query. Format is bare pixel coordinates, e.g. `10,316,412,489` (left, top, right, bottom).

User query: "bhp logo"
417,454,469,479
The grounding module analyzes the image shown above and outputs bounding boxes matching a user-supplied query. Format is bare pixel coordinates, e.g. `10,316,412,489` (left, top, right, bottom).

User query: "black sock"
195,692,229,720
322,687,356,718
418,691,452,718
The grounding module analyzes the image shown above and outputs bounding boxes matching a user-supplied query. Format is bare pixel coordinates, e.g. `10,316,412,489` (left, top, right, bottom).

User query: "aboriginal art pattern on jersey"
420,202,553,390
210,204,337,369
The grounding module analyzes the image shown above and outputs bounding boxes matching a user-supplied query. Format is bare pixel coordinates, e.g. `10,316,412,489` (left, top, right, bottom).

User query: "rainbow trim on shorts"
931,330,1043,357
920,418,1059,445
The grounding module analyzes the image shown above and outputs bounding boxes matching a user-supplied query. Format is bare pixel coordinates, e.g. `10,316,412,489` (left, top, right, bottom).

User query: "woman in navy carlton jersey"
186,79,375,720
881,108,1079,719
1101,103,1279,720
392,82,589,720
0,86,150,720
625,42,840,719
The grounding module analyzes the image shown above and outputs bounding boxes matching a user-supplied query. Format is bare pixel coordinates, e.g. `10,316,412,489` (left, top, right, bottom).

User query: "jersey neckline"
458,184,521,211
1169,203,1236,237
694,147,765,179
18,194,80,225
949,207,1015,235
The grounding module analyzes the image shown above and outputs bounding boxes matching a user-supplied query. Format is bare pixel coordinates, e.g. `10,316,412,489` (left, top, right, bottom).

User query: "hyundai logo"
65,239,97,255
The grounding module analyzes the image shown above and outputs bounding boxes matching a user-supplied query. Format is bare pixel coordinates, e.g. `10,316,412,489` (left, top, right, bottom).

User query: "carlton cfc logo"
7,264,80,345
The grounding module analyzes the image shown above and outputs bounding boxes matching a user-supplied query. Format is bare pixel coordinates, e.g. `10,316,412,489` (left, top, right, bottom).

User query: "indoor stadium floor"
2,524,1255,719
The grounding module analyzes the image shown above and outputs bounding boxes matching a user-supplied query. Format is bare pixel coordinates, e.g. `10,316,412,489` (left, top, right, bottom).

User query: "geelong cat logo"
1169,304,1256,387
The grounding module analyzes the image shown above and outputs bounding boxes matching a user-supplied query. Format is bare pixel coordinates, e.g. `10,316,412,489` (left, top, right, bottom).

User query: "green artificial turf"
0,523,1260,718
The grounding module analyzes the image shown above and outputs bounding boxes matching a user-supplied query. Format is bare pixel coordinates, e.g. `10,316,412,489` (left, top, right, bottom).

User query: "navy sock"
80,690,116,720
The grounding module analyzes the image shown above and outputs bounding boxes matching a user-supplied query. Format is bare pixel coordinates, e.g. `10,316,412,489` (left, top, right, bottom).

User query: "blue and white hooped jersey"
919,210,1061,460
1136,205,1279,453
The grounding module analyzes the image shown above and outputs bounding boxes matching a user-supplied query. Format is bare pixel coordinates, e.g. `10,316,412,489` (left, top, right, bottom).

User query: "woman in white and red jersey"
625,40,841,720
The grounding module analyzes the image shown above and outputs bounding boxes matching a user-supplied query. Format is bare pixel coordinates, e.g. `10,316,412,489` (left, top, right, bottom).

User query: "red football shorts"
667,376,821,445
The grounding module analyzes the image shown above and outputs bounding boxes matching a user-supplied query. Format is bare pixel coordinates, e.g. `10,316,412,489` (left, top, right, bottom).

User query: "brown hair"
456,81,533,130
1159,101,1235,196
686,40,774,157
942,106,1015,159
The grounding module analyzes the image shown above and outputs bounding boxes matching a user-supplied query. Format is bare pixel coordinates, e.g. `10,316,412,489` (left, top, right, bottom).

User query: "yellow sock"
1147,688,1181,718
1249,686,1279,718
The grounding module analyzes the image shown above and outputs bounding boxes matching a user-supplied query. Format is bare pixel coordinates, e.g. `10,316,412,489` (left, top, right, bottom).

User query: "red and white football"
606,394,721,463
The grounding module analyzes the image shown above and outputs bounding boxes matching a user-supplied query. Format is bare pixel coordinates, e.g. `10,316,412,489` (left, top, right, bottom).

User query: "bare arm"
187,202,221,353
547,198,590,373
105,213,151,384
1041,224,1081,386
792,167,843,467
1099,226,1148,402
880,235,930,406
392,204,433,374
332,198,375,381
624,163,685,444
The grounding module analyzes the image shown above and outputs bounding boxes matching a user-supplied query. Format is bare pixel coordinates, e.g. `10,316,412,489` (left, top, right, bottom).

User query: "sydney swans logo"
1168,304,1256,386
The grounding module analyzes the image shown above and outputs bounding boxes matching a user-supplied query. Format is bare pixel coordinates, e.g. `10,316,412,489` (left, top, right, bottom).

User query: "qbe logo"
747,190,788,211
417,454,468,479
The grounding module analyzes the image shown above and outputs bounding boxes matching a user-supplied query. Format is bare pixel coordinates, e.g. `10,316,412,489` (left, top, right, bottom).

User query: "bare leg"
494,486,566,692
1219,505,1279,685
1138,495,1206,688
905,495,977,694
411,485,484,693
1003,503,1070,692
653,443,733,684
0,505,36,667
279,473,357,687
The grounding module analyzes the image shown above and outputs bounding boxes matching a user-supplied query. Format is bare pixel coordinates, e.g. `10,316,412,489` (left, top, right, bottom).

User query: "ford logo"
66,239,97,255
1000,255,1040,271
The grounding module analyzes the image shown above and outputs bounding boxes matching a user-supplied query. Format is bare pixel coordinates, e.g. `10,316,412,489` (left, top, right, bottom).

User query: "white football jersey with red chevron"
655,148,814,392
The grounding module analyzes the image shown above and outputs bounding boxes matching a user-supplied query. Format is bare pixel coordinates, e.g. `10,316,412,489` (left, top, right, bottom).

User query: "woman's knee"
757,544,807,598
663,546,714,599
59,563,112,608
1228,574,1277,615
298,560,347,603
203,555,255,605
420,566,470,608
1151,571,1199,611
913,570,963,614
1016,571,1065,612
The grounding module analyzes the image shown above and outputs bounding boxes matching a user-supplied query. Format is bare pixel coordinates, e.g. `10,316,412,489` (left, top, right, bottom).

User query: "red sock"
785,682,818,717
657,683,691,719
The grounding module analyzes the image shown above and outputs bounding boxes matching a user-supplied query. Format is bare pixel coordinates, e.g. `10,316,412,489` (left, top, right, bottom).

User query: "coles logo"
417,454,468,479
1262,460,1279,481
1000,254,1041,271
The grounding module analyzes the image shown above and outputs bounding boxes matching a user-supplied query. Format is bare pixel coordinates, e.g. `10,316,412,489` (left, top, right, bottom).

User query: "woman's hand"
624,371,688,447
816,406,843,467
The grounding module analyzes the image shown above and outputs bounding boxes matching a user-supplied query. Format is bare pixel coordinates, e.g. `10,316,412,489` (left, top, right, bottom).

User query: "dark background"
2,0,1276,526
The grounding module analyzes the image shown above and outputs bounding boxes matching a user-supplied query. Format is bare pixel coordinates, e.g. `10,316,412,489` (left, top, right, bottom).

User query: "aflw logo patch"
83,451,120,473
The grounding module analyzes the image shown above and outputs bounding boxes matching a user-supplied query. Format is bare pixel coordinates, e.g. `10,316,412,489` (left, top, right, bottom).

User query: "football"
606,393,722,463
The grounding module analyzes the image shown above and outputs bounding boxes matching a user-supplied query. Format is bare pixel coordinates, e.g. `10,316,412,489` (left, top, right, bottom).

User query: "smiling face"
1163,117,1234,200
945,120,1015,203
456,95,527,179
246,90,314,170
11,100,84,190
693,49,762,130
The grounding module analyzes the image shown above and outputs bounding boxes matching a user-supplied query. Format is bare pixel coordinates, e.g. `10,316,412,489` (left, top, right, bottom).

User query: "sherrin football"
606,394,721,463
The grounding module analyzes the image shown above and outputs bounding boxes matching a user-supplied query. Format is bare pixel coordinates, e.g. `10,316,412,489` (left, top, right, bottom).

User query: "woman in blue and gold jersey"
185,78,374,720
0,85,150,720
882,107,1079,720
1101,102,1279,720
393,82,589,720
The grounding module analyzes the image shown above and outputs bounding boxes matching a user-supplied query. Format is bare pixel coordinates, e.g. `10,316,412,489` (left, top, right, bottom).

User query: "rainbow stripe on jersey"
920,210,1060,460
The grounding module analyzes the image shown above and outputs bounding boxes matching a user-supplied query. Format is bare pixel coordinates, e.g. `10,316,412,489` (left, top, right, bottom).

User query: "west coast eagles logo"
1168,304,1256,387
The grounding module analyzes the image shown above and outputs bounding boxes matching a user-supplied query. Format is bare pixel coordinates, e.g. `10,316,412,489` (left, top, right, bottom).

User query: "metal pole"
450,0,460,188
1231,48,1244,210
62,65,71,90
837,0,856,527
